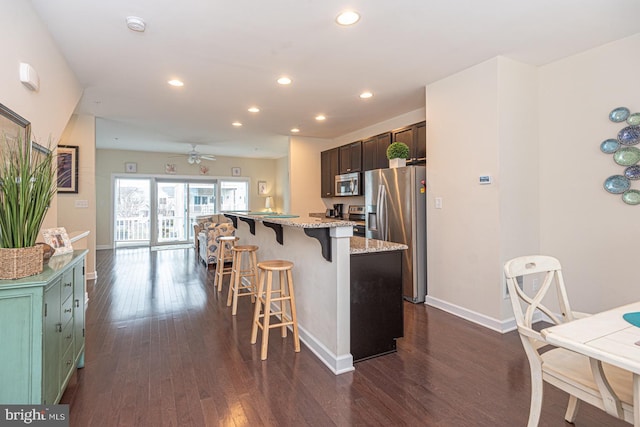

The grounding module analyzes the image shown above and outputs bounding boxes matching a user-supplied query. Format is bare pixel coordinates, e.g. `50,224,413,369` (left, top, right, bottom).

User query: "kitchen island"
225,212,406,374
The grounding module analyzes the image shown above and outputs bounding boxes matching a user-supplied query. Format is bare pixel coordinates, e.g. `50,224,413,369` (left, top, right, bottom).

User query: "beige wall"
539,33,640,313
95,148,281,247
58,115,97,276
289,136,335,215
426,58,503,322
0,0,82,231
426,35,640,327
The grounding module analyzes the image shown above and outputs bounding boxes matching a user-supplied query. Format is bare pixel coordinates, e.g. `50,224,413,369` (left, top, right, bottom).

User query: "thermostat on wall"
479,175,492,185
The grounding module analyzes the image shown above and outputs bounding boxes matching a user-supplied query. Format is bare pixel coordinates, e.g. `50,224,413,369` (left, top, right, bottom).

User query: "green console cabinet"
0,250,87,404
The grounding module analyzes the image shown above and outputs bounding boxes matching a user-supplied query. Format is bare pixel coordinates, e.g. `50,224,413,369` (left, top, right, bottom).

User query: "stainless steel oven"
335,172,360,196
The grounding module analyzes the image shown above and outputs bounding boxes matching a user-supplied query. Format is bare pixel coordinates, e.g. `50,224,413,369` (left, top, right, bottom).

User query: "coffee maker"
333,203,344,219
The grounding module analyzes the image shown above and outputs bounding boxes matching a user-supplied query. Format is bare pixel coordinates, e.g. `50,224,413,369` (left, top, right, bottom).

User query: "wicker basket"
0,246,44,280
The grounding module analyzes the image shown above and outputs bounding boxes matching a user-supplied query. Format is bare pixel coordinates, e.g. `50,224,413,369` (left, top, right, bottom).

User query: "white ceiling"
30,0,640,159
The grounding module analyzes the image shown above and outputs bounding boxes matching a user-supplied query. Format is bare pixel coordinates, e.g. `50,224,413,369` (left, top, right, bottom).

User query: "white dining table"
542,301,640,426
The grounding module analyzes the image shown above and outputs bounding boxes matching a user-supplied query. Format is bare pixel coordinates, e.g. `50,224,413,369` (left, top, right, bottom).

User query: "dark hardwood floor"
61,247,626,426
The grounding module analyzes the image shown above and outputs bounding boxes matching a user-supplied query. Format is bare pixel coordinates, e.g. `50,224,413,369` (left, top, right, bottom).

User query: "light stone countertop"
225,212,407,254
226,212,354,228
350,236,408,254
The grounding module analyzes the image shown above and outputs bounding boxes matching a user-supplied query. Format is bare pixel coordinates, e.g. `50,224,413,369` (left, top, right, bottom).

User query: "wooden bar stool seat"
226,245,259,315
250,260,300,360
213,236,239,292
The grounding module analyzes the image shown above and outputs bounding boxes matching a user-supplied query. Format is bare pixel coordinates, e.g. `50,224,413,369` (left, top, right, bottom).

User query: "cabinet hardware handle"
56,323,62,333
65,282,72,287
64,308,72,313
66,360,72,366
75,299,80,308
66,334,72,339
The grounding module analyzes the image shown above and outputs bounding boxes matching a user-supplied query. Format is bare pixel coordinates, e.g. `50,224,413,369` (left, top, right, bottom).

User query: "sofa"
194,215,235,265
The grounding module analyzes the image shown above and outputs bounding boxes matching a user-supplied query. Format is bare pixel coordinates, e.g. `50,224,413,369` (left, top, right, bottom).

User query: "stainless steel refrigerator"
364,166,426,302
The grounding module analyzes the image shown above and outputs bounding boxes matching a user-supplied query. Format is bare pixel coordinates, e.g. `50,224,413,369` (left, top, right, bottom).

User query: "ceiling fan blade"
200,155,216,161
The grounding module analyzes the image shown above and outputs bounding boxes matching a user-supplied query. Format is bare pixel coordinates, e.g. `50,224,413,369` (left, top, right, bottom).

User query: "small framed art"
258,181,268,195
125,162,137,173
42,227,73,256
231,167,241,176
57,145,79,193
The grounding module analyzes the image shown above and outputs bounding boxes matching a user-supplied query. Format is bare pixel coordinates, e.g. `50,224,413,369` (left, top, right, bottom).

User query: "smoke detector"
126,16,146,32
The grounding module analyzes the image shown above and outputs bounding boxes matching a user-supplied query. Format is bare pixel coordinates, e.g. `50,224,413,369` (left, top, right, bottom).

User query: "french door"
115,178,222,247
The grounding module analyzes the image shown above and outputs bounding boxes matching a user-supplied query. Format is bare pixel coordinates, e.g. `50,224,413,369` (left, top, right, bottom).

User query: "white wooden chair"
504,255,633,426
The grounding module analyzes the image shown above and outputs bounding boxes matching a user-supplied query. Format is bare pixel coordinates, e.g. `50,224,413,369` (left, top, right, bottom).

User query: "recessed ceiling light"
360,91,373,99
277,76,292,85
232,121,243,127
336,11,360,26
126,16,146,32
315,115,326,121
290,128,300,133
168,79,184,87
248,106,260,113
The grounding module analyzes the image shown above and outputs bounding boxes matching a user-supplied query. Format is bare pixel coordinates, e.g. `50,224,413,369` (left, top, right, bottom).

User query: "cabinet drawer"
61,294,74,327
61,318,74,355
61,270,74,301
60,341,75,382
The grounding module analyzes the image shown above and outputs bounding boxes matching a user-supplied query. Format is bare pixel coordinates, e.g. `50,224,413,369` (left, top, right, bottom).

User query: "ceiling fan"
175,144,216,164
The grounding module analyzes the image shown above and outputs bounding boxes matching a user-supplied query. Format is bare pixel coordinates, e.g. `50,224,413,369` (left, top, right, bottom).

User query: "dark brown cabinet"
392,121,426,164
362,132,391,171
339,141,362,174
321,148,339,198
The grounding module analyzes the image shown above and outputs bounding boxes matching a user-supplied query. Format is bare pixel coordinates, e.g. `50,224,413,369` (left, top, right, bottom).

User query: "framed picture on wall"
57,145,79,193
231,167,241,177
258,181,268,195
0,102,31,151
125,162,137,173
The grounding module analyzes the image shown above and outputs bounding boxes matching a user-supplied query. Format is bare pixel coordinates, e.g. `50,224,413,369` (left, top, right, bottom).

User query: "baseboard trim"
267,301,354,375
425,295,516,333
297,323,354,375
87,271,97,281
96,245,112,250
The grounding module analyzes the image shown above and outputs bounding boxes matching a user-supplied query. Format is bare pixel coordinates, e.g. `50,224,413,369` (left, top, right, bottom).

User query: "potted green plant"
387,141,410,168
0,136,56,279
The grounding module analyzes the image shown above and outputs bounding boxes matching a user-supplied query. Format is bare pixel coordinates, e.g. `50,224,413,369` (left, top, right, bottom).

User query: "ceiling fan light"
196,158,201,164
188,157,195,164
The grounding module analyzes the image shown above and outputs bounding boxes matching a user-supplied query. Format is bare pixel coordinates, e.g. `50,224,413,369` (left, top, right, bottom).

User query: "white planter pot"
389,158,406,168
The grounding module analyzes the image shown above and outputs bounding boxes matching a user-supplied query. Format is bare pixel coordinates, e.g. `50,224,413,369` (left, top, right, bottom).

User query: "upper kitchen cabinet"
363,132,391,171
392,121,426,164
321,148,339,198
339,141,362,174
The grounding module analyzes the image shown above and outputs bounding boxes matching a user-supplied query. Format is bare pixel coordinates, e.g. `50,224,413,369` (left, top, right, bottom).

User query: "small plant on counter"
386,141,410,160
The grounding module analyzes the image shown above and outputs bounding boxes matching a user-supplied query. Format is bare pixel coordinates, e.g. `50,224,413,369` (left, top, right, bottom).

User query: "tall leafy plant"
0,137,56,248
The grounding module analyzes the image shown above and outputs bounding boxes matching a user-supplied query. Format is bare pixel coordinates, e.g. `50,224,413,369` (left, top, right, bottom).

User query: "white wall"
95,149,280,247
58,115,97,277
425,57,539,326
539,33,640,313
0,0,82,231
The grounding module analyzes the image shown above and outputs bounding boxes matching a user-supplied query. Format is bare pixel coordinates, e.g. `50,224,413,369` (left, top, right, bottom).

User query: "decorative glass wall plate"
628,113,640,126
613,147,640,166
600,138,620,154
624,165,640,180
610,107,631,122
618,125,640,146
622,190,640,205
604,175,631,194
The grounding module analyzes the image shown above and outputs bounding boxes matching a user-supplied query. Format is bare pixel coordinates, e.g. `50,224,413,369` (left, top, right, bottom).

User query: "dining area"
504,255,640,426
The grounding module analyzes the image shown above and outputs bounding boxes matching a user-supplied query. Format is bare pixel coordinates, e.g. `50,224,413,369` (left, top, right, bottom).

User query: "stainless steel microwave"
335,172,360,196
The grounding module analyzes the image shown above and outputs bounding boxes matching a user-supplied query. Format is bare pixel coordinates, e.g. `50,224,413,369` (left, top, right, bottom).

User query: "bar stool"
213,236,239,292
226,245,259,315
250,260,300,360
